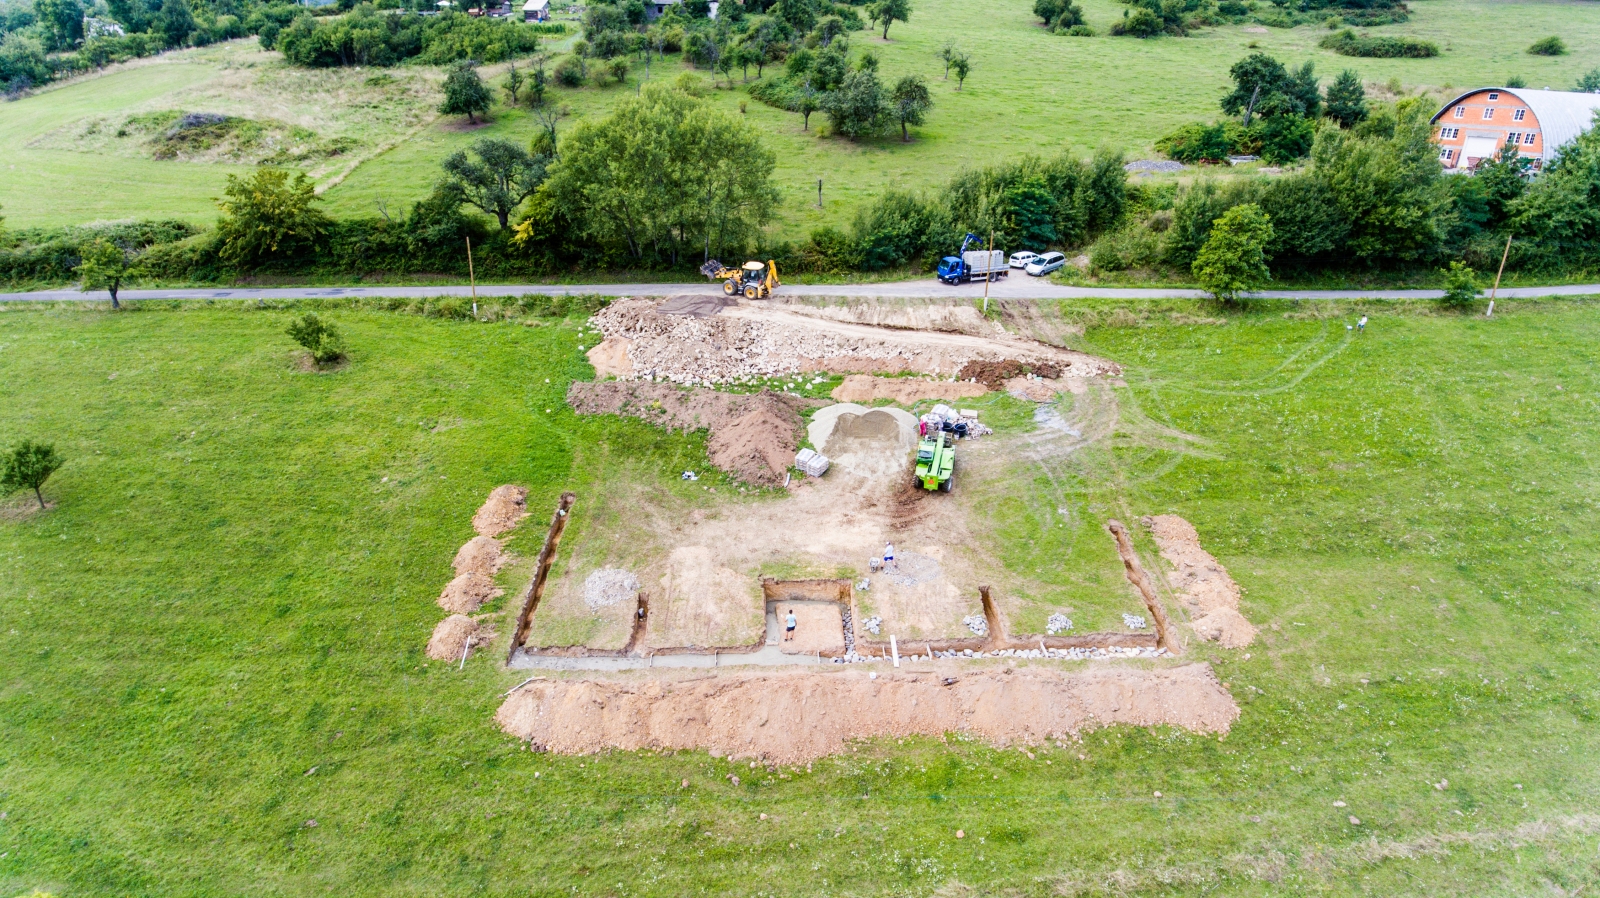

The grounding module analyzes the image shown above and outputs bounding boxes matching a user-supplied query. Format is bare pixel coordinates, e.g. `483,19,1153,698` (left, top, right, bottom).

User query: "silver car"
1024,252,1066,277
1008,251,1040,269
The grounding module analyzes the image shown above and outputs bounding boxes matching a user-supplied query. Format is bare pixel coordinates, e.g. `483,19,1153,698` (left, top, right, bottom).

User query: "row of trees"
272,4,543,67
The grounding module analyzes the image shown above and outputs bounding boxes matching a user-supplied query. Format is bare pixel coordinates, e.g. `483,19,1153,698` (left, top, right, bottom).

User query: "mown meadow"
2,295,1598,895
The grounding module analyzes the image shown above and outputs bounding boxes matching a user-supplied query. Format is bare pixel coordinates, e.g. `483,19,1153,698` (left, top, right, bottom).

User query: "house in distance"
1431,87,1600,173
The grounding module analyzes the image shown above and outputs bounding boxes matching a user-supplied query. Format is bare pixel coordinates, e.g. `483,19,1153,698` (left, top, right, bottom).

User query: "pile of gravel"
1046,613,1073,634
962,614,989,636
1122,613,1148,630
1123,159,1185,173
861,615,882,636
583,568,640,611
887,551,943,587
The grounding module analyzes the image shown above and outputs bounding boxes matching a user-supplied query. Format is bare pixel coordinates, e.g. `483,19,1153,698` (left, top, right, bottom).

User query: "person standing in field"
884,542,896,571
1358,315,1367,333
784,609,798,642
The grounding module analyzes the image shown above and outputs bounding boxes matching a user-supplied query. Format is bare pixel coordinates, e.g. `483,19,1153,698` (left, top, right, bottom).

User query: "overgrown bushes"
276,5,542,67
1319,28,1437,58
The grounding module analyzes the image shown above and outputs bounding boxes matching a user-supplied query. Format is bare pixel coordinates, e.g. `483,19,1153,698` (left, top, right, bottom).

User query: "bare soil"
495,662,1239,764
472,485,528,538
959,359,1063,390
568,382,816,485
774,602,846,654
453,535,505,578
1144,515,1257,648
831,374,990,405
773,296,1004,337
437,571,501,614
586,298,1120,384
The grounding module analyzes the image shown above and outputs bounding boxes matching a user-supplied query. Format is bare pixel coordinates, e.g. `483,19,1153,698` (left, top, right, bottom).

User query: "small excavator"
700,259,781,299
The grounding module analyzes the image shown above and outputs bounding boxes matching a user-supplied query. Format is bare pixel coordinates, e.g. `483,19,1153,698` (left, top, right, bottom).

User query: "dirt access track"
497,662,1238,764
585,297,1120,384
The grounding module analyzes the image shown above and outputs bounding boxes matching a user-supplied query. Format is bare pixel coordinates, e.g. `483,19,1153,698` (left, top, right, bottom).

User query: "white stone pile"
831,646,1169,663
1046,613,1073,634
962,614,989,636
1122,613,1149,630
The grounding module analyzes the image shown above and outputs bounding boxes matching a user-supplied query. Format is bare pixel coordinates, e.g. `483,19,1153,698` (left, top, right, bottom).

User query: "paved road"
4,277,1599,303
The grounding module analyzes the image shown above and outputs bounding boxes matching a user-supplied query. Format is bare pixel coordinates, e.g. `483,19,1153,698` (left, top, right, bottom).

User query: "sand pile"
453,536,505,578
958,359,1063,390
830,374,990,405
1144,515,1257,648
708,393,806,486
496,663,1239,764
473,485,528,537
568,382,816,484
809,403,920,480
438,572,501,613
427,614,485,661
586,299,1118,385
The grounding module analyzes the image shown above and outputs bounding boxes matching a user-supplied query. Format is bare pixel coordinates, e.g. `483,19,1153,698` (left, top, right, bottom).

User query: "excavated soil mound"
496,663,1238,764
587,338,633,378
958,359,1063,390
708,393,806,486
1144,515,1257,648
453,535,505,578
438,572,501,613
568,382,817,485
427,614,481,661
831,374,990,405
472,485,529,537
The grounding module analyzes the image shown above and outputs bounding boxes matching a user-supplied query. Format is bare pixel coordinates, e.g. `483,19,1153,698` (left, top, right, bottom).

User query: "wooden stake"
1488,233,1512,318
466,236,478,301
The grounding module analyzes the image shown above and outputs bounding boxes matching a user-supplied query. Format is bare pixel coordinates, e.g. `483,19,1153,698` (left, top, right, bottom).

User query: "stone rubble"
1046,613,1073,634
962,614,990,637
1122,613,1149,630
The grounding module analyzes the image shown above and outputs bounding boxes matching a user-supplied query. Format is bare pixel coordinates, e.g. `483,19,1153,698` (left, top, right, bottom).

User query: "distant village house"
1432,87,1600,174
522,0,549,19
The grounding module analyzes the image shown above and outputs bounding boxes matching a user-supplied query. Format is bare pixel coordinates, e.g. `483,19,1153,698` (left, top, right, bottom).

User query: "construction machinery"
915,430,955,491
700,259,781,299
936,233,1007,285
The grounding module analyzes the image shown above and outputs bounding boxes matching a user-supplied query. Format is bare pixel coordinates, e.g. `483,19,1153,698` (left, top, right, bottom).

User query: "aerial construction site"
423,293,1258,764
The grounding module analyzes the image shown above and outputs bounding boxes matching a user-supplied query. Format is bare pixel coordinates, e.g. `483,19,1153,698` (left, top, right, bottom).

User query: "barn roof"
1434,88,1600,164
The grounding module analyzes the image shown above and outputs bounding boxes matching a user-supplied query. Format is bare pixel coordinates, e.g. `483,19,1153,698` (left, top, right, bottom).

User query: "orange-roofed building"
1431,87,1600,174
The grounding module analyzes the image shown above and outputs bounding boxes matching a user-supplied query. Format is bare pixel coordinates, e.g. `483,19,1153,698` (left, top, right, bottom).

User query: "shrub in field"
1439,261,1479,308
824,70,889,140
1526,36,1565,56
1578,68,1600,93
1324,69,1367,128
277,6,541,68
553,55,585,87
1157,122,1234,163
1,440,64,510
1319,29,1437,58
852,190,943,270
1193,202,1273,302
1034,0,1086,31
286,313,347,365
1258,113,1315,164
1110,7,1163,37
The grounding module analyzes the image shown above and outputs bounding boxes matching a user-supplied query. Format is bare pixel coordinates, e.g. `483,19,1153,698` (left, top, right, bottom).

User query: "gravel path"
5,280,1598,302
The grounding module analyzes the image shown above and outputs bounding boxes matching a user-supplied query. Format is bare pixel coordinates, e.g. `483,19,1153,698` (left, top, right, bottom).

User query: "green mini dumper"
915,430,955,491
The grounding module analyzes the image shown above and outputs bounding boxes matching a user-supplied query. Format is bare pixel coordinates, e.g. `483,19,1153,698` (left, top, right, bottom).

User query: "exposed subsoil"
472,485,529,537
437,572,501,614
1144,515,1258,648
830,374,990,405
586,298,1119,385
567,382,816,485
453,535,506,578
426,613,493,661
495,662,1239,764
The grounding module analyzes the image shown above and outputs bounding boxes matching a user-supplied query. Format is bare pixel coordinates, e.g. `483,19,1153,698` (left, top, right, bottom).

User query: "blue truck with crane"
936,233,1008,285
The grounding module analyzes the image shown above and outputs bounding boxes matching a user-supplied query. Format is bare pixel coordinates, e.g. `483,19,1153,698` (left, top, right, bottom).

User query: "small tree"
1324,69,1367,128
938,39,957,79
1192,203,1274,303
607,56,629,86
1440,261,1479,309
951,53,970,90
867,0,910,40
286,313,347,366
75,238,143,309
441,138,549,230
1578,68,1600,93
797,80,820,131
215,168,329,268
503,62,524,104
2,439,63,510
824,70,889,140
440,62,493,124
529,59,549,104
889,74,931,142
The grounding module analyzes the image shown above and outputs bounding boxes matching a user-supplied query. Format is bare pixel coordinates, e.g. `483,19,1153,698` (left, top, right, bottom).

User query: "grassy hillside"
4,0,1599,239
2,296,1599,895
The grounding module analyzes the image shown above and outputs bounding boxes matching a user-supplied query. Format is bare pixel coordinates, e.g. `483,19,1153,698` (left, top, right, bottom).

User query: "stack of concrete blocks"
794,448,831,477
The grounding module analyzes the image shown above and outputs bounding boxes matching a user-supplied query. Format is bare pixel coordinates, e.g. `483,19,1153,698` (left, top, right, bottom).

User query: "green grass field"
5,0,1599,241
3,296,1600,895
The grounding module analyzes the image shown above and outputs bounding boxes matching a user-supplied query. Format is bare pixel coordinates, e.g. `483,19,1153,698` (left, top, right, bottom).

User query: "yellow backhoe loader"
700,259,780,300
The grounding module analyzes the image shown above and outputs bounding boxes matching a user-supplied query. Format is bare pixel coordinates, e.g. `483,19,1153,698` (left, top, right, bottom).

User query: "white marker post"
890,635,900,668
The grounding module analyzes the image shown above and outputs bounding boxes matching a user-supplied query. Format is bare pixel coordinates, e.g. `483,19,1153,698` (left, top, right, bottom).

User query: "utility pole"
1487,233,1512,317
466,236,478,315
983,231,993,313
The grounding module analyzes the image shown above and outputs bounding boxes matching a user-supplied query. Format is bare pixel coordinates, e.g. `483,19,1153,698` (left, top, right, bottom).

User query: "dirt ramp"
1144,515,1257,648
496,663,1238,764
